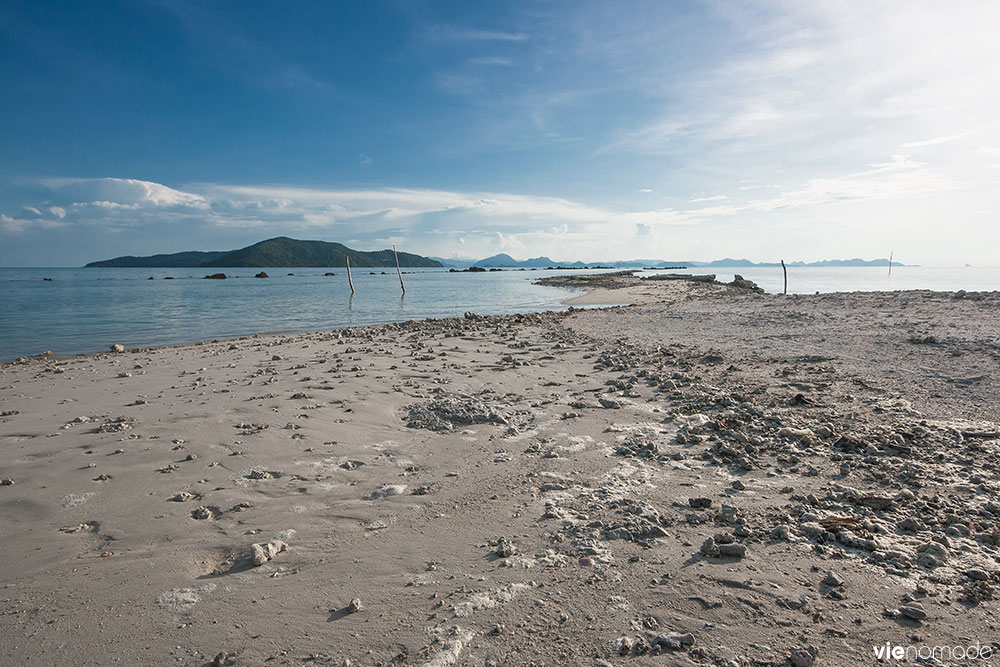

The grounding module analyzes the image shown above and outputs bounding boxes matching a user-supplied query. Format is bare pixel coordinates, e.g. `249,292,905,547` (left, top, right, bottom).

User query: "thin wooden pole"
346,255,355,294
393,245,405,295
888,251,893,277
781,259,787,295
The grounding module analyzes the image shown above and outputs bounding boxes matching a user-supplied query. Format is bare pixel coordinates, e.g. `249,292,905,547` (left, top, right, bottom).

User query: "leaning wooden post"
393,245,405,295
888,251,893,277
346,255,355,295
781,259,787,295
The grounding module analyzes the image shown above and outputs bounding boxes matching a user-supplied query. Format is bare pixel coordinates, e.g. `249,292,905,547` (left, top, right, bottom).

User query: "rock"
110,344,125,353
966,568,990,581
823,571,844,587
916,541,950,568
859,495,894,511
599,397,622,409
700,538,719,557
689,497,712,509
212,651,230,667
191,506,214,520
899,602,927,620
789,646,818,667
495,536,517,558
255,272,269,278
1,478,13,486
652,633,695,650
250,539,288,566
348,597,363,613
771,525,791,540
204,273,227,280
729,275,764,292
324,272,336,276
368,484,407,499
778,427,813,440
718,544,746,558
170,491,195,502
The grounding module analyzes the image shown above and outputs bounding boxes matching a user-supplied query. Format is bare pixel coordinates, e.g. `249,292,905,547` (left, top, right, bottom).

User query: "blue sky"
2,0,998,266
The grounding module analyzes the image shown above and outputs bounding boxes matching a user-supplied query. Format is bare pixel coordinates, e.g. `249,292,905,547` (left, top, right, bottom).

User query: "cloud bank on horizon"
1,0,998,266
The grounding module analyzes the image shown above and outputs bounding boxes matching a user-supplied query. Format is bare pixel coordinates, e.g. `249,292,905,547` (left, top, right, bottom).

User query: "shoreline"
2,280,999,665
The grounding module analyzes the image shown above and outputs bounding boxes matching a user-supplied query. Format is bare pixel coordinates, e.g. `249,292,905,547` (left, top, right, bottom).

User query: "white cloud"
425,26,527,42
43,177,209,209
359,153,373,166
689,195,728,203
1,212,67,233
469,56,513,66
900,132,973,149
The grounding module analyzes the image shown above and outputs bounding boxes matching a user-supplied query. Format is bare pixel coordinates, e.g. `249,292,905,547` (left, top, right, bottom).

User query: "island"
85,237,443,268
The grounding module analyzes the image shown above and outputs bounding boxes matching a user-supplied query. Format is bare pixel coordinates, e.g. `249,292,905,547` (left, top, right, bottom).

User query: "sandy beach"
2,276,999,666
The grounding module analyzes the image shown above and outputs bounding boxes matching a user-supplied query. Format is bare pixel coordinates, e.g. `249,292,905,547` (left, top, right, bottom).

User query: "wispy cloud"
469,56,513,66
900,132,973,149
424,25,528,42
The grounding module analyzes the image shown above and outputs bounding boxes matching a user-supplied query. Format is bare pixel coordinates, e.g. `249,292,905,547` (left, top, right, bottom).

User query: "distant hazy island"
430,253,907,269
86,237,443,268
87,239,905,270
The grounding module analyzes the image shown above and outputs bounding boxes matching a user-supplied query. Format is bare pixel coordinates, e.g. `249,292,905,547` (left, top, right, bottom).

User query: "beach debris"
1,478,14,486
110,344,125,353
729,274,764,292
899,601,927,621
368,484,407,499
212,651,230,667
495,536,517,558
348,597,363,613
405,393,530,432
250,539,288,566
98,416,134,433
191,506,214,520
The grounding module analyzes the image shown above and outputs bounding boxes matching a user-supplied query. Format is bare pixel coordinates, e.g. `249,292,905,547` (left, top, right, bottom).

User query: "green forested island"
85,237,443,268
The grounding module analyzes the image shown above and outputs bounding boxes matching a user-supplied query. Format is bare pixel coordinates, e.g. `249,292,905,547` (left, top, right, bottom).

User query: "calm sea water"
0,265,997,360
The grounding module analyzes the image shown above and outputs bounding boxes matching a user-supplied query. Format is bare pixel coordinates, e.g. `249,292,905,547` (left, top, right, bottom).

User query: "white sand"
1,279,998,666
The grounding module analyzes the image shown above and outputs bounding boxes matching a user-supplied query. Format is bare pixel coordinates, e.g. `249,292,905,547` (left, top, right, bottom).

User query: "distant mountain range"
86,237,443,268
87,241,904,270
430,253,905,269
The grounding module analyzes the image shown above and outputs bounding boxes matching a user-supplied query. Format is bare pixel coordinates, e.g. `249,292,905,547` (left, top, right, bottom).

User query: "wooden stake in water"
346,255,355,295
393,245,405,296
888,251,893,277
781,259,787,295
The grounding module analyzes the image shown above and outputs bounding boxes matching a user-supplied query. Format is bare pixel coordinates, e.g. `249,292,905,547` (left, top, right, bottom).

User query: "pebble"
348,597,363,613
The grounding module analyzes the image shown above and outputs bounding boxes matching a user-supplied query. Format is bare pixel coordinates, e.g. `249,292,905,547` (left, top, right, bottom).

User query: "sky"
1,0,999,267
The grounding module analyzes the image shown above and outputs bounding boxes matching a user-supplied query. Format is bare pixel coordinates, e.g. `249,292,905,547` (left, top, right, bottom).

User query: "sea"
0,265,997,361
